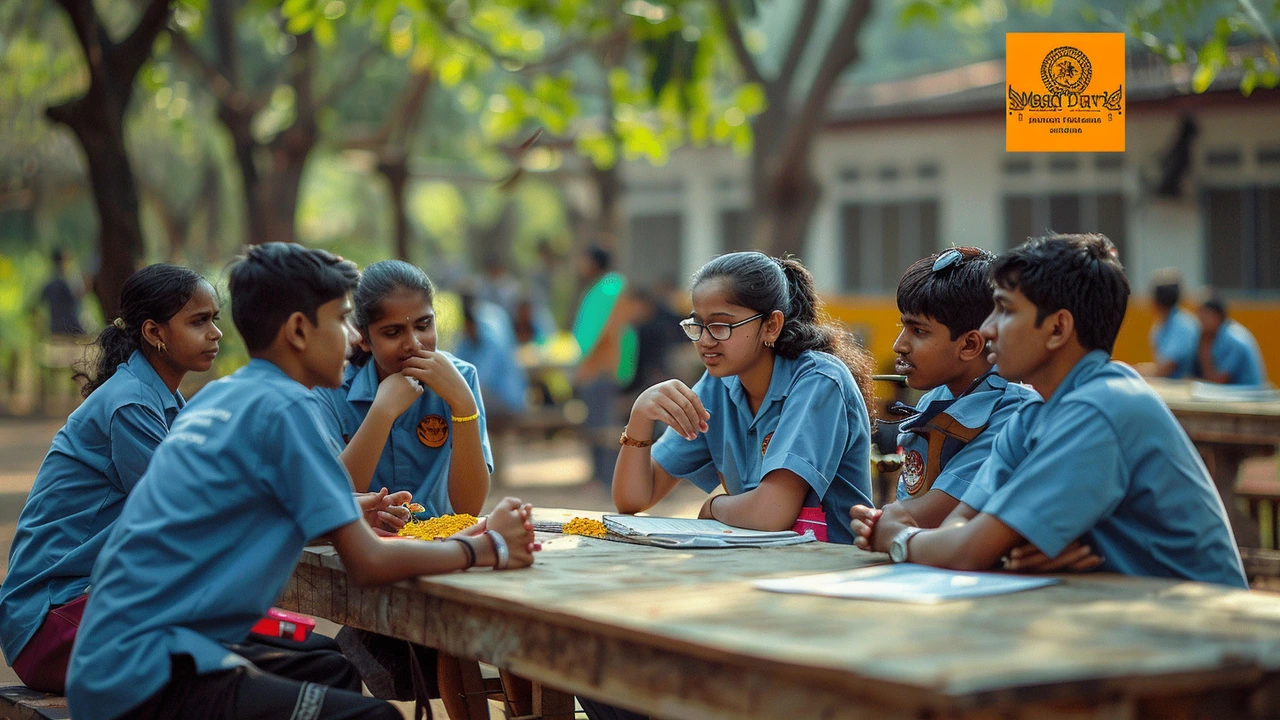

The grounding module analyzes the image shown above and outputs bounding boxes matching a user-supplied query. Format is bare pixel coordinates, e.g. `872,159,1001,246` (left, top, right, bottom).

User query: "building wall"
621,96,1280,380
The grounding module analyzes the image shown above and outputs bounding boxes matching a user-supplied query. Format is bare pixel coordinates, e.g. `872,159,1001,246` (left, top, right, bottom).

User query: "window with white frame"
1203,184,1280,292
840,199,939,292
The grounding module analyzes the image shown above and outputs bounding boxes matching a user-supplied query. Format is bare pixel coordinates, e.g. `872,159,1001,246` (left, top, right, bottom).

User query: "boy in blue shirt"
1196,296,1268,386
1146,269,1199,379
849,247,1039,543
868,233,1247,588
67,243,538,720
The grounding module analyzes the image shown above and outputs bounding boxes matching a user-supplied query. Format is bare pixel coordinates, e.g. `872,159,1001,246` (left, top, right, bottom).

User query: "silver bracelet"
485,529,510,569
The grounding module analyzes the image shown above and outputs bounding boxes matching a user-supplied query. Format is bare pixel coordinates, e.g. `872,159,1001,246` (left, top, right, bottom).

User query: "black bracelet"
708,494,723,521
449,537,476,569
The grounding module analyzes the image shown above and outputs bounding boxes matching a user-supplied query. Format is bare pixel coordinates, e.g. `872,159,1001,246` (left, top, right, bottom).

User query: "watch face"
889,536,907,563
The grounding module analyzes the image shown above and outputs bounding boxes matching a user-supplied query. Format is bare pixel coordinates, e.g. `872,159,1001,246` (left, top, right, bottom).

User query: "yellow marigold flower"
397,513,480,540
562,517,607,538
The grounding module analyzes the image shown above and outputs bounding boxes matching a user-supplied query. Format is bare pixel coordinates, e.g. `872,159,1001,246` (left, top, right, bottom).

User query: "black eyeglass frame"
679,313,765,342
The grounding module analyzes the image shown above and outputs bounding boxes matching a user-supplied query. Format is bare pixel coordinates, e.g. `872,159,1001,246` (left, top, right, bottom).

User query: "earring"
764,340,775,348
157,341,168,354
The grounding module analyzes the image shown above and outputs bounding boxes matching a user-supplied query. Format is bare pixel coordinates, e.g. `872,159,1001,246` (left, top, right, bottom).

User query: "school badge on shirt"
417,415,449,448
761,431,774,457
900,447,926,496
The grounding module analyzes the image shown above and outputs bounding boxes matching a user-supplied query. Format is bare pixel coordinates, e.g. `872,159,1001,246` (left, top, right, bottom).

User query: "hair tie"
113,318,126,330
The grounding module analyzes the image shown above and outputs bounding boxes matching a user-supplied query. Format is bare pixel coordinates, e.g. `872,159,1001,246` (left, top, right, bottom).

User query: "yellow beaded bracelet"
451,411,480,423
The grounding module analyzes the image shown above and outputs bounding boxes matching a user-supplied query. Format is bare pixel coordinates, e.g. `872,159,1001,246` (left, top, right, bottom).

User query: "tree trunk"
378,154,411,260
45,0,173,318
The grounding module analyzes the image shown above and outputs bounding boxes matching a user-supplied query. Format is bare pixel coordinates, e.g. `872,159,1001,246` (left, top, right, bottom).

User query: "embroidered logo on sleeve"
417,415,449,448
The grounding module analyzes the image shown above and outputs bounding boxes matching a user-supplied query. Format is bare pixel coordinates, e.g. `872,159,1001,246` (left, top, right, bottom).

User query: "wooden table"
280,509,1280,720
1148,380,1280,547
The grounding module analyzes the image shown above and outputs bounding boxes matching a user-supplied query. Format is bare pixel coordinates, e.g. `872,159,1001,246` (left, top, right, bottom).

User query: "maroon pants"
11,594,88,694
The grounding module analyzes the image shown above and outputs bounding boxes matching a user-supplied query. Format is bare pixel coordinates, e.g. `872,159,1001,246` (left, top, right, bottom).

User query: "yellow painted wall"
824,296,1280,382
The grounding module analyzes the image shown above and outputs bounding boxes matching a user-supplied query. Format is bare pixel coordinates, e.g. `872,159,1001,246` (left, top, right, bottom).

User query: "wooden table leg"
531,681,576,720
1198,443,1262,548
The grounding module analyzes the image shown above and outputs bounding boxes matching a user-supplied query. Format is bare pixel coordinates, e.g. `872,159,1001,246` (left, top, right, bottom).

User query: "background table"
1148,379,1280,548
281,509,1280,720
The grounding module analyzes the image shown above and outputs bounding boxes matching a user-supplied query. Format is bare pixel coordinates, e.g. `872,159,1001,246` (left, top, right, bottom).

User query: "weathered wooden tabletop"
1147,379,1280,443
280,509,1280,720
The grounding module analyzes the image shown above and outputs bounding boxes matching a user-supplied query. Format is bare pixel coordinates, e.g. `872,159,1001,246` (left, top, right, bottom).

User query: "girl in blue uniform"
313,260,491,515
0,264,222,693
612,251,875,543
311,260,495,717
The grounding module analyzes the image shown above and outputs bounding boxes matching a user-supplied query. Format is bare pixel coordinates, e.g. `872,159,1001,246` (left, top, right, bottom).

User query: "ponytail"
692,252,875,419
74,264,203,398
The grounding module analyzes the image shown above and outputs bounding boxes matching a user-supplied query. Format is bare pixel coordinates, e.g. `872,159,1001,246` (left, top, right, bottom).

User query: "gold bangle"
451,411,480,423
619,426,655,448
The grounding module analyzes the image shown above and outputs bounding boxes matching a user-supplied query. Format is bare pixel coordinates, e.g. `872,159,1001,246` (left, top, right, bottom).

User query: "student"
611,251,875,544
1145,268,1199,379
0,264,221,694
66,243,537,720
313,259,491,515
1195,295,1268,386
850,248,1039,539
861,233,1246,588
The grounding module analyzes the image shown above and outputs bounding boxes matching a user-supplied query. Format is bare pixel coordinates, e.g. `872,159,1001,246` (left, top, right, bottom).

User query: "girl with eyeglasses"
610,251,876,544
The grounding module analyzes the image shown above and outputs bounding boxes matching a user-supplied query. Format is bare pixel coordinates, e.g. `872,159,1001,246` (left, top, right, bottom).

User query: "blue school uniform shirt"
960,350,1247,588
312,352,493,515
0,350,182,664
1149,307,1199,379
895,373,1038,501
66,359,361,720
651,350,872,545
1202,320,1267,386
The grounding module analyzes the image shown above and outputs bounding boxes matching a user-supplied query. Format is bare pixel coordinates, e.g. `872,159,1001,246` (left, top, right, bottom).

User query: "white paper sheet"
753,563,1060,603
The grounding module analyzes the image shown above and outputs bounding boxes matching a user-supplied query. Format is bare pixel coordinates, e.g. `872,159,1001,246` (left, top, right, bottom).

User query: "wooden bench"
0,686,69,720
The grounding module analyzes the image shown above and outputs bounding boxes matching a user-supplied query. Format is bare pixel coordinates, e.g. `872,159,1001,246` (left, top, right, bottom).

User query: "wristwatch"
889,526,924,563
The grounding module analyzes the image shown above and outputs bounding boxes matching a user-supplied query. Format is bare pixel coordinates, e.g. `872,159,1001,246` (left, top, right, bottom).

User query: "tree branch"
777,0,821,94
316,42,380,109
49,0,102,68
343,70,434,152
168,30,237,107
713,0,766,86
115,0,172,80
209,0,241,88
776,0,870,178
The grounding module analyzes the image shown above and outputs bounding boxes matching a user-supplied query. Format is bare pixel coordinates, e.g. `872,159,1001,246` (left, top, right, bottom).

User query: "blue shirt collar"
1045,349,1110,409
346,359,379,404
126,350,185,413
719,352,797,422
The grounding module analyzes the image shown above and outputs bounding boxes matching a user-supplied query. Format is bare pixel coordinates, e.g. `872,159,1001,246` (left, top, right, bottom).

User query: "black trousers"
577,696,649,720
126,637,400,720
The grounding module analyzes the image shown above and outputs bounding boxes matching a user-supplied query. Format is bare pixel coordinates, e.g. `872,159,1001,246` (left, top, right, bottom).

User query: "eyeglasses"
679,313,764,342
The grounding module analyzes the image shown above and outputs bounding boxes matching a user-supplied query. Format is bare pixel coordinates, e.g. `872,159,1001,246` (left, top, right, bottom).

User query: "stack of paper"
602,514,815,548
753,564,1060,603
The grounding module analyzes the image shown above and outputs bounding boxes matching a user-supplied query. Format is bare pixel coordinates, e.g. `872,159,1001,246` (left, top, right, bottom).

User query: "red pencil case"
791,507,829,542
251,607,316,642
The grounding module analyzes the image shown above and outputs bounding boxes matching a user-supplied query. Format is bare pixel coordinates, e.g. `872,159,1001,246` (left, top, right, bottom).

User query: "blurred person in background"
1144,268,1199,379
1196,294,1268,386
572,245,637,487
455,292,528,429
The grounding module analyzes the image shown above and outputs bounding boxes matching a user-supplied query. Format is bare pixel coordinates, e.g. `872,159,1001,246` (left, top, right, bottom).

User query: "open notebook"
602,514,815,548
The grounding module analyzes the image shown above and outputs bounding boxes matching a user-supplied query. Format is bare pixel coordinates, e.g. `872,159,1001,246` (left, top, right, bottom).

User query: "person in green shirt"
572,246,638,486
